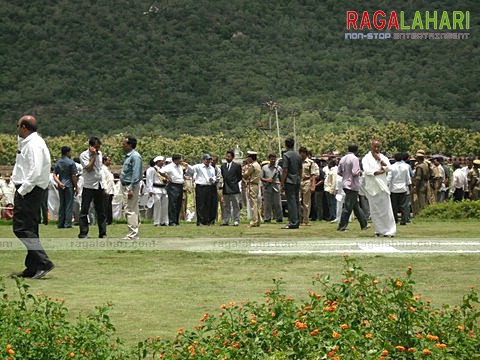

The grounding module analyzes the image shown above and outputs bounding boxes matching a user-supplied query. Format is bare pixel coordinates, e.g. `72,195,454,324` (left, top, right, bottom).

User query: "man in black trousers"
186,154,218,226
280,138,303,229
78,136,107,239
11,115,55,279
220,150,243,226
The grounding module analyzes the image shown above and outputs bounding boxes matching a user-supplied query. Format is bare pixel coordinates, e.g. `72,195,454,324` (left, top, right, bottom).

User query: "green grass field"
1,220,479,344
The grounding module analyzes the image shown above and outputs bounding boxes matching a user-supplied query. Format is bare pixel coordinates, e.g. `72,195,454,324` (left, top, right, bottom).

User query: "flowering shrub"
2,259,479,359
0,277,127,360
137,258,480,359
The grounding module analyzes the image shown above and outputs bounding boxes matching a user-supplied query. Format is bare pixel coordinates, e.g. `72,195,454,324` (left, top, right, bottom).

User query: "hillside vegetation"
1,0,479,137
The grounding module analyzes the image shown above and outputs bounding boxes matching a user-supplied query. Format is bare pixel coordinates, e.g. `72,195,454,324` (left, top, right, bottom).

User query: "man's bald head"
17,115,38,138
371,140,382,154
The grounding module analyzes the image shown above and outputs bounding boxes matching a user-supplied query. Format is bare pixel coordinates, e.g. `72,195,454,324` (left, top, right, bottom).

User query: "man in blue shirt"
54,146,78,228
120,136,143,240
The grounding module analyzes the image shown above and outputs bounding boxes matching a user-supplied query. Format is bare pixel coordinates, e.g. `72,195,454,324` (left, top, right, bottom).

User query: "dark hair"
347,143,358,153
88,136,101,147
172,154,182,161
226,150,235,158
298,147,308,154
285,137,295,149
453,161,461,170
402,152,410,161
61,146,71,156
149,158,155,167
394,152,403,162
125,136,137,149
73,157,81,164
328,159,337,167
249,153,257,161
268,153,277,159
102,155,110,164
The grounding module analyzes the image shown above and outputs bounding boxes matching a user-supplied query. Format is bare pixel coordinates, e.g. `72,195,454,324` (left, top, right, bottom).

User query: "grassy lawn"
1,220,479,344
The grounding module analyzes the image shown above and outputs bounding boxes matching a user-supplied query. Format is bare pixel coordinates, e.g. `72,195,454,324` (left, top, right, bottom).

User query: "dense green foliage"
418,200,480,220
1,1,479,137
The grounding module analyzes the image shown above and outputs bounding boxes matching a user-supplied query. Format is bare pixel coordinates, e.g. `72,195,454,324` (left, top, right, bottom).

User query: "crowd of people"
5,115,480,279
4,137,480,237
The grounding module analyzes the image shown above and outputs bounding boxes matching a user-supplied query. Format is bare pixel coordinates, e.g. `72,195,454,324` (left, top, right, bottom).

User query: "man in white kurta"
146,156,169,226
361,140,396,237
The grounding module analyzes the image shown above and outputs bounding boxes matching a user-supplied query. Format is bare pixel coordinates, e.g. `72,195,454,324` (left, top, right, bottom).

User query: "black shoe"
78,234,88,239
276,219,283,223
220,223,229,226
32,264,55,280
10,269,35,278
282,225,299,229
160,224,167,226
99,234,107,239
264,220,271,223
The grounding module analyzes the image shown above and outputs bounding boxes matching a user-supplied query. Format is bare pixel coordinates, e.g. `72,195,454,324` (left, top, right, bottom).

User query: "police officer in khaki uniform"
243,151,262,227
413,150,430,214
468,159,480,200
299,147,319,226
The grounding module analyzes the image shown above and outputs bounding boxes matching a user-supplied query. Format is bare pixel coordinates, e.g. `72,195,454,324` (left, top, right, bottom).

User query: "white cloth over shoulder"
362,151,391,197
362,151,396,236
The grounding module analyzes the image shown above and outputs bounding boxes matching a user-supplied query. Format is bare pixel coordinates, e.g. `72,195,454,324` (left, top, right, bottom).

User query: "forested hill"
1,0,479,137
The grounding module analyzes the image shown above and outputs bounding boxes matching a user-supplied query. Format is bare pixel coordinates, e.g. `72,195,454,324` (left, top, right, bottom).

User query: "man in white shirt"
160,154,185,226
0,175,15,208
146,156,169,226
101,155,115,225
387,153,412,226
186,154,218,226
451,161,467,201
362,140,396,237
78,137,107,239
324,159,337,221
11,115,55,279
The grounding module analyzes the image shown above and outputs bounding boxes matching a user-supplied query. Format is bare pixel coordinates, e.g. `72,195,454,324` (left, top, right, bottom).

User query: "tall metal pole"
274,104,281,156
292,111,297,152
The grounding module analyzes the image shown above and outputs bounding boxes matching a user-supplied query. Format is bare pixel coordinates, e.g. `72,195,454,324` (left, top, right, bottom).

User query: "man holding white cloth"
146,156,169,226
361,140,396,237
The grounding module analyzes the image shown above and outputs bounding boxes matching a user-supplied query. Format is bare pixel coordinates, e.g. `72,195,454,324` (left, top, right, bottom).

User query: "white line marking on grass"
249,250,480,255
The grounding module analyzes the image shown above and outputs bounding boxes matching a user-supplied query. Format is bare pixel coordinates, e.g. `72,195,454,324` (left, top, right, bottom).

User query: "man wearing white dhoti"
361,140,396,237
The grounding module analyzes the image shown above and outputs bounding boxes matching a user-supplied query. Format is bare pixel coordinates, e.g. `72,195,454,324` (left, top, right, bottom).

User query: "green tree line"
0,0,479,137
0,122,479,167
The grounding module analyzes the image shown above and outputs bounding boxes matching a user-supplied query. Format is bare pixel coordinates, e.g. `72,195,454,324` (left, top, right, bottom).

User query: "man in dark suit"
280,138,303,229
220,150,243,226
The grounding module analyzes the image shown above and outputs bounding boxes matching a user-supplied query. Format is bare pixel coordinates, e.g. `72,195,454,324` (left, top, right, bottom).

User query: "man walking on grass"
337,143,368,232
11,115,55,279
